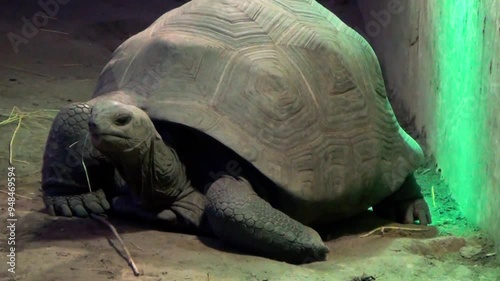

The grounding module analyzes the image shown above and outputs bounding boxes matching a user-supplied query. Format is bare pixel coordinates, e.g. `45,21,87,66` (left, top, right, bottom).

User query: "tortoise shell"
92,0,423,222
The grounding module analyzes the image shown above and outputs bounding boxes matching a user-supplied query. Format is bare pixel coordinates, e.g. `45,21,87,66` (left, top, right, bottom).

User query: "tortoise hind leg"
373,173,432,225
205,176,329,264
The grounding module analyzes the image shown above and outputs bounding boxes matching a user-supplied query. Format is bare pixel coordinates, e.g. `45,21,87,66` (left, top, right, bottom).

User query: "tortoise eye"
114,114,132,126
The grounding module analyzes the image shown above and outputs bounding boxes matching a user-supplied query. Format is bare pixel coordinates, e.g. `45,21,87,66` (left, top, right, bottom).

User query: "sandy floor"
0,1,499,280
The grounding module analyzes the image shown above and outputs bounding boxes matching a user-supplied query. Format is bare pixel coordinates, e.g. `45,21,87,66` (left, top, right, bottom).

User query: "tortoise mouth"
90,132,131,146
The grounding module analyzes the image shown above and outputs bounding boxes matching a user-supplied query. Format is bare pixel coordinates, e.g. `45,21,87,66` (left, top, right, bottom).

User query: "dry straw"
0,106,58,165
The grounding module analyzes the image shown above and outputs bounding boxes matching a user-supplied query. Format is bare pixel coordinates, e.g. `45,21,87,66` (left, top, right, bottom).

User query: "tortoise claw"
72,204,89,217
43,189,110,218
403,198,432,226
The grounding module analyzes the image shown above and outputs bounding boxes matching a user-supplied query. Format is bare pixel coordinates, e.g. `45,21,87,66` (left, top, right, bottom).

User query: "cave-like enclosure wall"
332,0,499,253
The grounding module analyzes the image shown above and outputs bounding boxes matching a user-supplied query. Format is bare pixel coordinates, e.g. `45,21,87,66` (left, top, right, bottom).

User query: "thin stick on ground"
360,226,429,238
0,190,33,200
8,113,23,165
40,28,68,35
0,156,30,165
0,65,49,78
90,214,141,276
130,242,145,252
0,108,59,113
69,267,111,273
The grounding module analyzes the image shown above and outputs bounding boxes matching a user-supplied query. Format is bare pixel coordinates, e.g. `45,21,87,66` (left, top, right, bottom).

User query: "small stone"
460,244,482,259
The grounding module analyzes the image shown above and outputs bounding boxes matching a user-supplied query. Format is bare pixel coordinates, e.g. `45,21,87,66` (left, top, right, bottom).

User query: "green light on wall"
434,0,486,223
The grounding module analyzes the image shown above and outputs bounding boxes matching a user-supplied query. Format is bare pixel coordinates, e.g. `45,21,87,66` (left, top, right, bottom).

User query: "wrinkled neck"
115,136,190,209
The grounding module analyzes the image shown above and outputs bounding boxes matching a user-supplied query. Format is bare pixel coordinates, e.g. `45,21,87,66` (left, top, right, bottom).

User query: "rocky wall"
350,0,500,254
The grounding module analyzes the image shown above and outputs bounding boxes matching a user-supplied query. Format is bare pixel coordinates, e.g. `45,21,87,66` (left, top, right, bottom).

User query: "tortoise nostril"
88,120,97,129
114,113,132,126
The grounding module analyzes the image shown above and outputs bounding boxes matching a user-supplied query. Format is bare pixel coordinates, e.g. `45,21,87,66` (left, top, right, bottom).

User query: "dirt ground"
0,1,499,281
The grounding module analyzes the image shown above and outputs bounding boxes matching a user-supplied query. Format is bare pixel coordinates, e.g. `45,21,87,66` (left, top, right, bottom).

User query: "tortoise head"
88,100,198,221
89,100,160,156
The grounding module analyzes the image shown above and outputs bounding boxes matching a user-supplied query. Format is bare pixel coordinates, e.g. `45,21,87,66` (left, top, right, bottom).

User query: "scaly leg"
205,176,329,264
42,103,116,217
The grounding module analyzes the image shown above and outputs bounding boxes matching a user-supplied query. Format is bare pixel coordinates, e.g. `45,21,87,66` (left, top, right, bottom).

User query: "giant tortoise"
41,0,431,263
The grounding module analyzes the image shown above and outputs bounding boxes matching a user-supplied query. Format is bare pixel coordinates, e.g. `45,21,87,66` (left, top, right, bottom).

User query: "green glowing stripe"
434,0,486,223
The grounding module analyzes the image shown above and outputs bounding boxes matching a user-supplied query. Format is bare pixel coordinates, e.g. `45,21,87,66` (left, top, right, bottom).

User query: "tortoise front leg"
42,103,116,217
205,176,329,264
